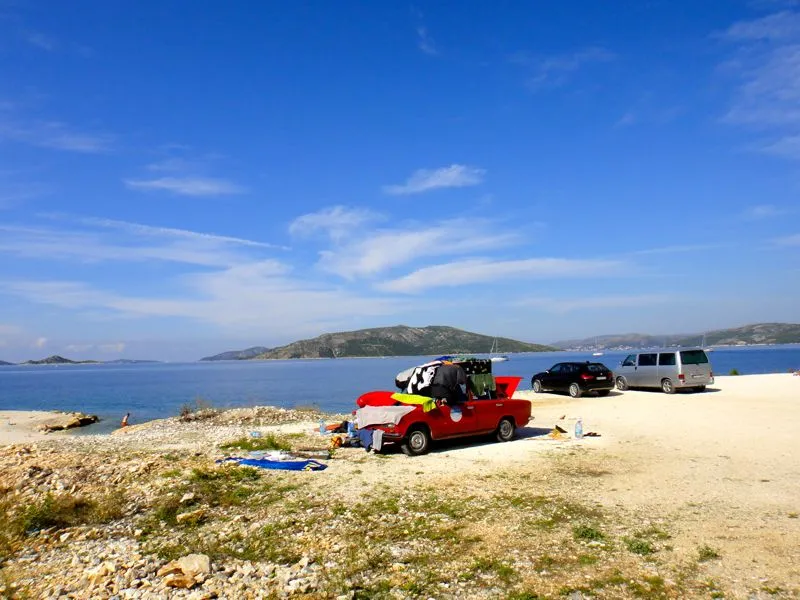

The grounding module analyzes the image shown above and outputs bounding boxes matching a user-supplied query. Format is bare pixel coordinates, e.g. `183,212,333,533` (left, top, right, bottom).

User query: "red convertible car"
354,357,531,456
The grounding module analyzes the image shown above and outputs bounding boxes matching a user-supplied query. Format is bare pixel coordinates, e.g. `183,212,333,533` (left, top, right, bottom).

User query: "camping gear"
220,457,327,471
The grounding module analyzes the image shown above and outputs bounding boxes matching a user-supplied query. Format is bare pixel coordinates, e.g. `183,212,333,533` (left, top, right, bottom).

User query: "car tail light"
710,371,713,378
678,373,685,381
580,373,594,380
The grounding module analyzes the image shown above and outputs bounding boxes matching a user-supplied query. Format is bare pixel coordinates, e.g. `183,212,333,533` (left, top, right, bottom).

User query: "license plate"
596,376,607,380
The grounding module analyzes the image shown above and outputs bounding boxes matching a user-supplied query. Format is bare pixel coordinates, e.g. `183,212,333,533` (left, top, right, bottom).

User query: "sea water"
1,345,798,433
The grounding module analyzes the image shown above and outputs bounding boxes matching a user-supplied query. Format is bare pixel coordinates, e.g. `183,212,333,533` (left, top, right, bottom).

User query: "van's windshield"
680,350,709,365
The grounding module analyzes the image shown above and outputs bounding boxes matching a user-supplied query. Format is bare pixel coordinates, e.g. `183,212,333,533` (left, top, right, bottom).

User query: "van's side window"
638,353,657,366
622,355,636,367
658,353,676,366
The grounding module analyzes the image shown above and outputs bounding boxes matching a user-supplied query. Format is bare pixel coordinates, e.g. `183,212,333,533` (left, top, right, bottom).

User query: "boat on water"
592,352,604,356
490,338,509,362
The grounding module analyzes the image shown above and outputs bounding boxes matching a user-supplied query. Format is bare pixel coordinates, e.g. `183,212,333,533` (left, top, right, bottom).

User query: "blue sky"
0,1,798,361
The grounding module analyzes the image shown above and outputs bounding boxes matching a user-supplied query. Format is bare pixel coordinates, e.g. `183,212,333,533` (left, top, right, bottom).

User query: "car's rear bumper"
582,380,614,391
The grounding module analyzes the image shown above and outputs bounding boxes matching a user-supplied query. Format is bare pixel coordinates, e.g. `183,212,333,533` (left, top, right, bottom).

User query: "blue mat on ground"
219,457,327,471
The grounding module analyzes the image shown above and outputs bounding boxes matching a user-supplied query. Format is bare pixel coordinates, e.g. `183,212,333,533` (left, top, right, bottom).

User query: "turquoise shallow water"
1,345,798,433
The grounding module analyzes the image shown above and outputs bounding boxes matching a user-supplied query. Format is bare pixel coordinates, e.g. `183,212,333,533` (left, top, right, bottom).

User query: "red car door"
434,401,481,438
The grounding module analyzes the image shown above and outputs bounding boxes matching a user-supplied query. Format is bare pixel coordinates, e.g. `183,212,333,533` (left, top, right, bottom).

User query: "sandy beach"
1,373,798,598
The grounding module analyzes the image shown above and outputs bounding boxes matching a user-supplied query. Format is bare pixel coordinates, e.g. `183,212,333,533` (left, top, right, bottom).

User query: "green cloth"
391,393,437,413
468,373,496,397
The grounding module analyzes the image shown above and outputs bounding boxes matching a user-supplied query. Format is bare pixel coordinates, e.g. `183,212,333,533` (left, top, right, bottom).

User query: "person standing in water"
121,412,130,427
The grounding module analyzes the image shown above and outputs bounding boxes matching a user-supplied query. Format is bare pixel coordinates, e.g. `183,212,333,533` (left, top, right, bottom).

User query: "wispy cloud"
416,26,438,56
0,215,281,267
49,214,285,249
722,10,800,40
720,9,800,158
289,206,383,243
774,232,800,245
631,243,729,255
25,31,56,51
383,164,485,195
378,257,626,294
513,47,616,91
124,176,245,196
0,119,113,153
2,270,405,339
743,204,790,218
33,337,47,349
514,294,674,314
318,219,519,280
0,180,49,209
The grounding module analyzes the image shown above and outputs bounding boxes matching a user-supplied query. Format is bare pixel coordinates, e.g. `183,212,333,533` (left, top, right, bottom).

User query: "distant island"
0,355,160,366
554,322,800,351
200,325,556,361
200,346,271,362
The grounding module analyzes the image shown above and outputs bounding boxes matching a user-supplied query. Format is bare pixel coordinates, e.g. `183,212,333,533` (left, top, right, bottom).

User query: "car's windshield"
680,350,709,365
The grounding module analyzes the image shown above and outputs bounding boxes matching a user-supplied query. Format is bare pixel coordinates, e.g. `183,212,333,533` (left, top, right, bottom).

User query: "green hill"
200,346,272,361
251,325,555,359
553,322,800,350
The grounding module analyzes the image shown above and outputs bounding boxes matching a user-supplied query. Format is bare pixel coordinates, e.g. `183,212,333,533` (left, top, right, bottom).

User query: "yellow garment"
390,393,437,413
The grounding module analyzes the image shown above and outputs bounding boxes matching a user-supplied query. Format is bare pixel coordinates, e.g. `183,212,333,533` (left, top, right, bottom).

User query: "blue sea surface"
1,345,798,433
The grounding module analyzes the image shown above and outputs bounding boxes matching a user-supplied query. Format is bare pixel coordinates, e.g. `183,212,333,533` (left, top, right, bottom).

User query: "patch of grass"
19,493,123,534
219,434,291,452
634,525,670,540
178,397,219,422
507,592,545,600
463,557,518,584
626,537,656,556
578,554,598,565
788,512,798,519
573,524,604,541
698,545,720,561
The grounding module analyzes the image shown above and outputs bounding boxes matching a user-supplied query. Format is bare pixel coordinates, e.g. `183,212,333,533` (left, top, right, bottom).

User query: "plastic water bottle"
319,419,326,435
575,417,584,439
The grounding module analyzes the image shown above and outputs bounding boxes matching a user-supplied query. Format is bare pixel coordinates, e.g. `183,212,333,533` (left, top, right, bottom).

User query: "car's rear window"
586,364,607,373
680,350,709,365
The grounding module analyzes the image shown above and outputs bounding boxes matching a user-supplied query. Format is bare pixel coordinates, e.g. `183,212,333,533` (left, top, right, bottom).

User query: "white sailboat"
592,336,604,356
490,338,509,362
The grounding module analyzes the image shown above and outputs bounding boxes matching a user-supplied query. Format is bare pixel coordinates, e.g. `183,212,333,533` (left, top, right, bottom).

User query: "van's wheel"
661,378,675,394
495,417,515,442
616,377,628,391
532,379,543,393
401,425,431,456
568,383,582,398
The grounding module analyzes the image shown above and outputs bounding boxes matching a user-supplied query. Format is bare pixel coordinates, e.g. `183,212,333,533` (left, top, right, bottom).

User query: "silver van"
615,348,713,393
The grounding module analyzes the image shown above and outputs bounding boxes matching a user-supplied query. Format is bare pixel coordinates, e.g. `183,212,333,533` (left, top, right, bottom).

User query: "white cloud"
124,177,245,196
743,204,789,218
3,269,406,338
383,164,485,195
514,294,674,313
514,47,616,91
774,232,800,244
416,26,438,56
378,257,626,294
0,324,23,336
722,10,800,41
99,342,125,354
67,215,283,249
0,119,112,153
632,243,729,255
26,32,56,51
0,217,281,268
34,337,47,349
721,10,800,158
318,219,519,279
289,206,382,242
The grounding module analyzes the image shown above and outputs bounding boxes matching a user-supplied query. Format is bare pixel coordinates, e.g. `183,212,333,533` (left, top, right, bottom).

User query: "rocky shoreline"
2,381,799,599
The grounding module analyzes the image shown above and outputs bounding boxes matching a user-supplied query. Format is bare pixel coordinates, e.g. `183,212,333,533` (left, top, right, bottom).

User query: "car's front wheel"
568,383,582,398
401,425,432,456
495,417,515,442
616,376,629,391
532,379,543,393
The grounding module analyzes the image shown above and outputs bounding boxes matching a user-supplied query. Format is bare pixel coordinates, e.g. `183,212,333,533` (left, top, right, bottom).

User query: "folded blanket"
219,457,327,471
